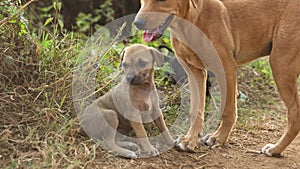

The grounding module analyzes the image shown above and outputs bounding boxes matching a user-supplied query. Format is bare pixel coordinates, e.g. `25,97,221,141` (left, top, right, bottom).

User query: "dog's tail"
158,45,174,54
158,45,174,63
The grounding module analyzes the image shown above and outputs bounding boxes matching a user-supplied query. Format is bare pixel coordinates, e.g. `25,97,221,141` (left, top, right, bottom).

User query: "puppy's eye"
157,0,166,2
139,60,148,67
122,63,129,68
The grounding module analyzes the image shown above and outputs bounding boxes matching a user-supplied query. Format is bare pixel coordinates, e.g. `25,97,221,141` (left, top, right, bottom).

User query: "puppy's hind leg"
102,109,138,158
115,132,139,152
116,140,139,152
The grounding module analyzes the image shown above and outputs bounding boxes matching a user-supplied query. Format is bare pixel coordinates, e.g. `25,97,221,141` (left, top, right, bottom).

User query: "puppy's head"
120,44,164,85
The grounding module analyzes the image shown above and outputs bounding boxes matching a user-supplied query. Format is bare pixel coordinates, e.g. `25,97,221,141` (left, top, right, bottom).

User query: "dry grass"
0,16,97,168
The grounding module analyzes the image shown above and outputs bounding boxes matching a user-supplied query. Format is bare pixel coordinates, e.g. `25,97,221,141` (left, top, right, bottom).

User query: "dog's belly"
235,41,272,65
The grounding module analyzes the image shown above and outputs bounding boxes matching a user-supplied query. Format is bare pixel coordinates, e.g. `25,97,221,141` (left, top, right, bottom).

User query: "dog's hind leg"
261,3,300,156
262,46,300,157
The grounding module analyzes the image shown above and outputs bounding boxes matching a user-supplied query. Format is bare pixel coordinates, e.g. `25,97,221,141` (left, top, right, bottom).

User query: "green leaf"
58,19,64,30
44,17,53,26
39,6,53,13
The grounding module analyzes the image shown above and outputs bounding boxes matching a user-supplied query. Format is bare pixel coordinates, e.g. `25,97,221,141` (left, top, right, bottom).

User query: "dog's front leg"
176,67,207,151
130,120,160,157
173,48,208,152
201,56,238,147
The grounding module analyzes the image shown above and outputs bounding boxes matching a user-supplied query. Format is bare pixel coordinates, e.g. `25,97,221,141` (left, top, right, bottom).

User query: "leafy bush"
75,0,114,35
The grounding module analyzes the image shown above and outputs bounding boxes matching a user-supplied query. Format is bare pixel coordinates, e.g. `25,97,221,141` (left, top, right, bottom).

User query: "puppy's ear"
149,47,164,67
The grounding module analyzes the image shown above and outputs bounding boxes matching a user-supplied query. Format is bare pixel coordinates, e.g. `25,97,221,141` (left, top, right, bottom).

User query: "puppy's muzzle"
126,74,135,83
126,74,143,85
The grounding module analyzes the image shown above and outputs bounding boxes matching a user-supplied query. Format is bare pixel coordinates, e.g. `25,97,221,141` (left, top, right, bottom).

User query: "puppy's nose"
126,74,135,83
134,19,147,30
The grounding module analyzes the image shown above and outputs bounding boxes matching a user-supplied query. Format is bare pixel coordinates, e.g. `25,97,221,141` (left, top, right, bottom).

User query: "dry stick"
79,22,127,73
0,0,37,28
72,22,127,89
245,149,262,154
74,23,127,101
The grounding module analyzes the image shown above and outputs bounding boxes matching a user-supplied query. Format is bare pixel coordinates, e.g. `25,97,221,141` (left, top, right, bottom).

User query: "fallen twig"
245,149,262,154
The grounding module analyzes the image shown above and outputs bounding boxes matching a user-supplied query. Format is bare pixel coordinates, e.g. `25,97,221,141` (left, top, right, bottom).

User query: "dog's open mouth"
142,15,174,42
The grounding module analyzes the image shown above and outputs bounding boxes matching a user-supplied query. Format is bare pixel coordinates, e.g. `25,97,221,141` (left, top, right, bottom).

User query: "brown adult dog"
80,44,174,158
134,0,300,157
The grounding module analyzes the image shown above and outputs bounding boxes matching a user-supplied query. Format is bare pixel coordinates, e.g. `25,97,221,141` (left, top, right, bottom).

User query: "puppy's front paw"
117,150,137,159
261,144,282,157
161,132,175,147
167,138,176,147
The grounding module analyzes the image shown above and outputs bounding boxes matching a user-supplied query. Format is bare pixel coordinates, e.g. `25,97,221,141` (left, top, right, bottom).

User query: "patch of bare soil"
87,115,300,169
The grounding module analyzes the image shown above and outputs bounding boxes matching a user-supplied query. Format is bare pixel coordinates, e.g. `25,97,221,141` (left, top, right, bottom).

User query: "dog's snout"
134,19,147,30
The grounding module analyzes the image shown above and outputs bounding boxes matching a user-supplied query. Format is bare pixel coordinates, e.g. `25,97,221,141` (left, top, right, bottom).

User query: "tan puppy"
134,0,300,157
80,44,174,158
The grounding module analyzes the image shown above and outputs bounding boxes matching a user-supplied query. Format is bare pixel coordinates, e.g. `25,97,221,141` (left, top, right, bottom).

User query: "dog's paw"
174,137,181,145
261,144,282,157
200,134,216,146
174,137,186,150
174,136,197,152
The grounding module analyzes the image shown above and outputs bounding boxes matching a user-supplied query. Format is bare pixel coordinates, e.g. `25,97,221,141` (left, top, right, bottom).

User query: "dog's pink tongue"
142,28,159,42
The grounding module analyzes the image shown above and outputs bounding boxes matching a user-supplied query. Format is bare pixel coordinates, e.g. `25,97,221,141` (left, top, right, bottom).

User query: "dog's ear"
149,47,164,67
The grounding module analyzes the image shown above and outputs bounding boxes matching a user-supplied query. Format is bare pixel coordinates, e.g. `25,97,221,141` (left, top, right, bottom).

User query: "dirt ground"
87,118,300,169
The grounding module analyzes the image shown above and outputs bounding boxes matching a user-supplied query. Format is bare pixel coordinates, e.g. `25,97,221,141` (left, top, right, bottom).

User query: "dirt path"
88,137,300,169
88,112,300,169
